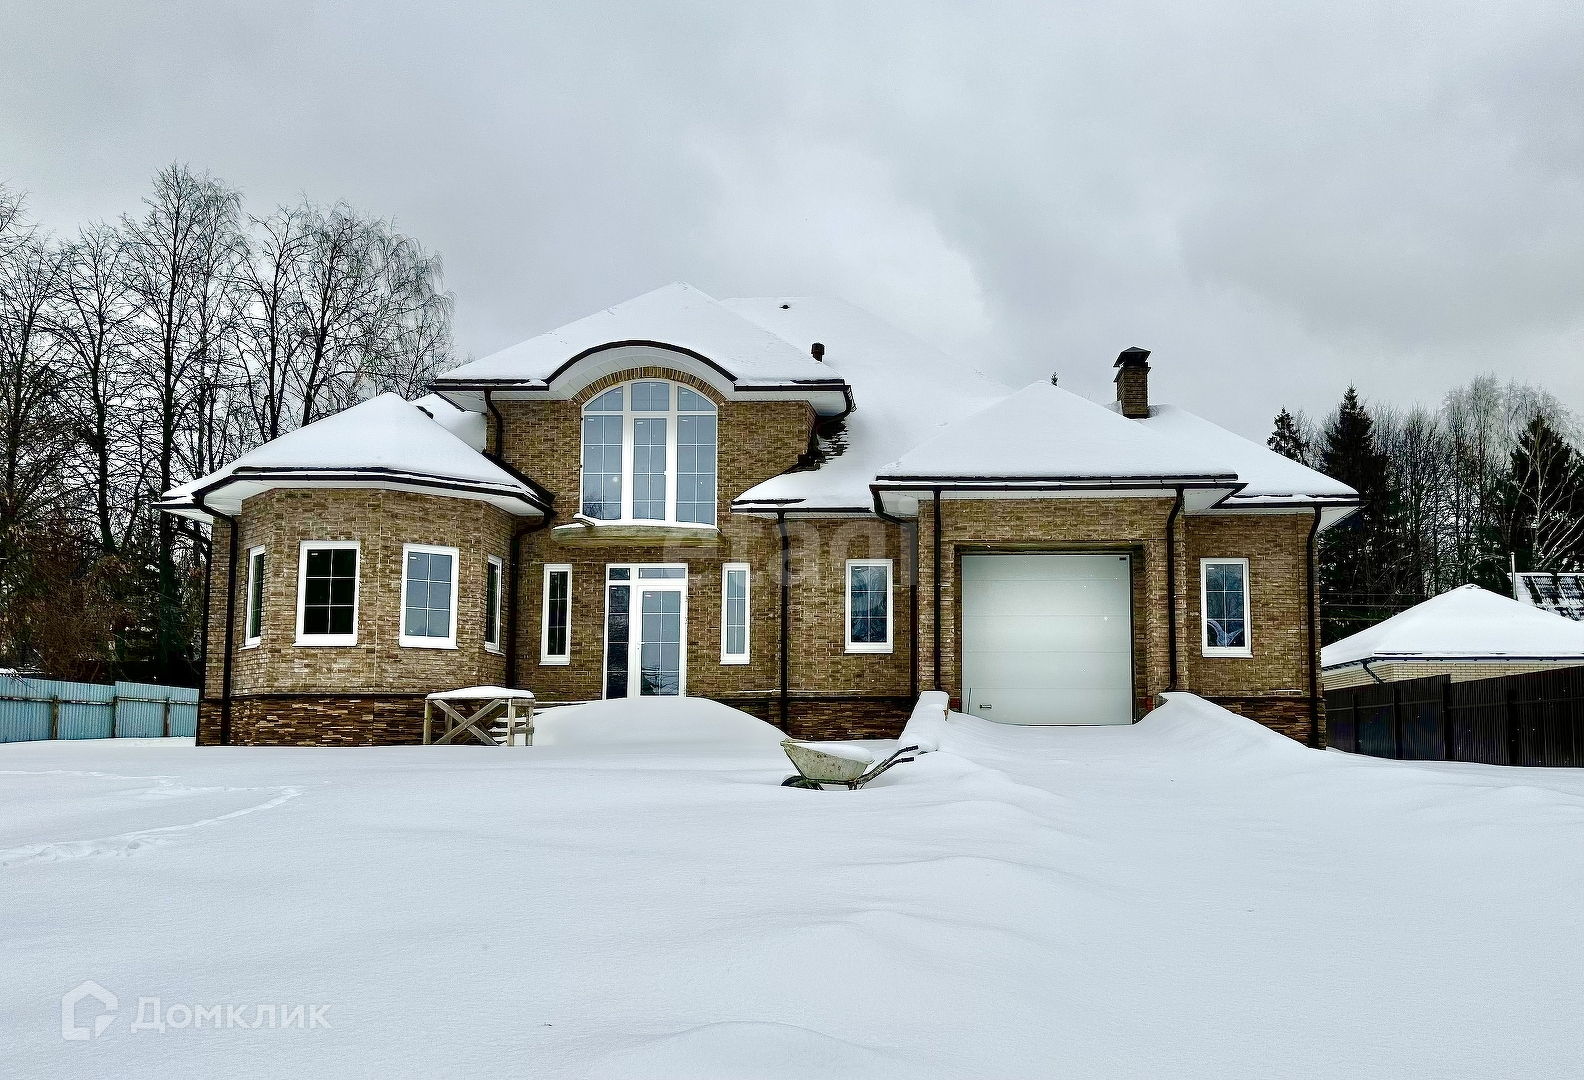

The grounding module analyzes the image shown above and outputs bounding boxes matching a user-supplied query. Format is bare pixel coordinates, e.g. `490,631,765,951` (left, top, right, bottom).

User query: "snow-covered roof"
1124,404,1356,506
432,283,849,413
876,380,1241,489
721,297,1011,513
413,393,488,452
158,393,549,521
1321,585,1584,669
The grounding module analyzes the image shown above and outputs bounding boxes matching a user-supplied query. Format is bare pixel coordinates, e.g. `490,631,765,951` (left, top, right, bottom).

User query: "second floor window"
581,380,717,526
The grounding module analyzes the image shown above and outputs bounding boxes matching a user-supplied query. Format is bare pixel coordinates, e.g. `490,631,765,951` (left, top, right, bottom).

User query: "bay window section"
244,546,265,646
484,556,503,653
400,544,459,649
296,541,360,646
578,379,717,526
541,564,571,664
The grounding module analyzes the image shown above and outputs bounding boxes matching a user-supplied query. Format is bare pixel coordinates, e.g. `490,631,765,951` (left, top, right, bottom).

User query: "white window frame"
484,555,504,654
579,379,718,528
541,563,572,665
399,543,460,650
295,540,360,647
720,563,750,664
1200,557,1253,658
844,559,894,655
243,545,266,648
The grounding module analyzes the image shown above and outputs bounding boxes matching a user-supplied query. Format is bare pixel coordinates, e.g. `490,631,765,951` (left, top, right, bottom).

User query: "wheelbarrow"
780,739,921,790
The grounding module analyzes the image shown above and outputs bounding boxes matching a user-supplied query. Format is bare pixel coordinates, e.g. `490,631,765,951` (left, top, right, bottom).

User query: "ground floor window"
244,546,265,646
1200,557,1251,657
542,564,571,664
484,555,503,652
401,544,459,649
721,563,749,663
296,541,360,646
845,559,893,654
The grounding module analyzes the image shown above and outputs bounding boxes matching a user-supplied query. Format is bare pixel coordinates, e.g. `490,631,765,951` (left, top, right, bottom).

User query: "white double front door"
603,565,688,698
960,553,1135,725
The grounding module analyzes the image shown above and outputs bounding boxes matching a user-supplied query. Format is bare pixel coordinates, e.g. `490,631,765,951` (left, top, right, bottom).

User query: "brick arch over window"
572,366,725,408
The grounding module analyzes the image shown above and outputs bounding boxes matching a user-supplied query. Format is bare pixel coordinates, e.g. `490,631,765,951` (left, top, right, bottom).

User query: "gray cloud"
3,0,1578,439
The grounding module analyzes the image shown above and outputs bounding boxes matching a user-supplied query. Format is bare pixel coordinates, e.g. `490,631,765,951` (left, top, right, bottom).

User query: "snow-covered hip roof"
157,393,549,522
431,283,852,415
1321,584,1584,669
722,296,1011,515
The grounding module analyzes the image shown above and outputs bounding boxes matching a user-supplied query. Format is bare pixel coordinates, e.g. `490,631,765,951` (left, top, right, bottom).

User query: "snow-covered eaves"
1321,584,1584,670
722,296,1011,517
156,393,550,523
431,283,852,416
1124,404,1357,510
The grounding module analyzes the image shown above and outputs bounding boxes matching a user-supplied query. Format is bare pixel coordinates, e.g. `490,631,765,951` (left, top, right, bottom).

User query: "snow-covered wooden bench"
423,686,536,746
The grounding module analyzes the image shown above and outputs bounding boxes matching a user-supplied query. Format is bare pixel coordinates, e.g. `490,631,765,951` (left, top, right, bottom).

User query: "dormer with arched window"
580,379,718,527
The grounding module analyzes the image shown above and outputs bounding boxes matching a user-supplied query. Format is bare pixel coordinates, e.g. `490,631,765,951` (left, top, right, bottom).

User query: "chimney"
811,342,825,362
1113,347,1151,419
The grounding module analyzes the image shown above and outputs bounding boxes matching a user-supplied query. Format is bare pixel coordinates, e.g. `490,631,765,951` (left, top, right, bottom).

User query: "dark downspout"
196,495,239,747
1165,488,1184,692
932,489,943,691
776,512,791,729
195,530,213,742
484,390,505,460
1307,506,1324,747
505,515,555,689
871,489,919,702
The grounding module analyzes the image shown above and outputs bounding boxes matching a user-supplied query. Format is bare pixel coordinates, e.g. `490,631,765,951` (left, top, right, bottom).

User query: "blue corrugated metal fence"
0,676,199,742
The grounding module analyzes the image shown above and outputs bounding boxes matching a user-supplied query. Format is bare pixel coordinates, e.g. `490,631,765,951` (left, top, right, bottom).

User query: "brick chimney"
1113,347,1151,419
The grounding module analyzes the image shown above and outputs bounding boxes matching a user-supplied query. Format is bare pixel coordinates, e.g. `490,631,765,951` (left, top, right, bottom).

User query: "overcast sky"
3,1,1579,439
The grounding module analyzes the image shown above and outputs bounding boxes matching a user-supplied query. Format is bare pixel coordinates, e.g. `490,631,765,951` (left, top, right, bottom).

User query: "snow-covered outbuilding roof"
720,296,1011,515
158,393,549,522
1321,585,1584,670
431,283,851,416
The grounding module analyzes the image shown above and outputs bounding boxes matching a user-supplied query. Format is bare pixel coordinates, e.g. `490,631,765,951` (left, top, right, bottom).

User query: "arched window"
581,380,718,525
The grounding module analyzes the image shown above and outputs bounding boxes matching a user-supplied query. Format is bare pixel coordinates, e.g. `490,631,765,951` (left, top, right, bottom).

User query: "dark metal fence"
1325,667,1584,767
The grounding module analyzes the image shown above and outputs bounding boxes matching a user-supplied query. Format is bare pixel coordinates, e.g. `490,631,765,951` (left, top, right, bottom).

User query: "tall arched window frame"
581,380,718,526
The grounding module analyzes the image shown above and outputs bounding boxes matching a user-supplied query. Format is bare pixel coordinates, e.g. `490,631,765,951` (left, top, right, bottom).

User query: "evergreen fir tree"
1318,387,1399,643
1268,408,1310,463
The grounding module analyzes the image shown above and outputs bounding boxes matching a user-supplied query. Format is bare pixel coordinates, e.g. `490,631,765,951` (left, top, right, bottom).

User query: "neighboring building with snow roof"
163,283,1359,747
1321,584,1584,690
1511,572,1584,621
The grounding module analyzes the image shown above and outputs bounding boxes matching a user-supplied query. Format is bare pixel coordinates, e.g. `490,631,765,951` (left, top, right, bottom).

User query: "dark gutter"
194,490,239,747
874,475,1238,487
870,487,919,702
1360,659,1384,685
1165,487,1184,691
1306,506,1323,746
191,467,552,516
776,511,791,728
932,488,943,691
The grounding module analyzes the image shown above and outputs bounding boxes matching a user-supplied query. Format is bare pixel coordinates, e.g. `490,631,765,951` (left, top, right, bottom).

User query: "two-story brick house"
159,283,1357,746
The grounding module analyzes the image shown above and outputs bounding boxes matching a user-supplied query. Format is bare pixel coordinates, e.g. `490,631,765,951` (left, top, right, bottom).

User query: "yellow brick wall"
1322,659,1583,691
207,488,512,697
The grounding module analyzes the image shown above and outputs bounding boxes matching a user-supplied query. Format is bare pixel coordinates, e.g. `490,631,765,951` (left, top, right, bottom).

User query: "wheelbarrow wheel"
781,775,821,789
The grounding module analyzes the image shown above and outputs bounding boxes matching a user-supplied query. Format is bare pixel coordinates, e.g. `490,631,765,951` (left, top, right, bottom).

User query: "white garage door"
961,553,1134,725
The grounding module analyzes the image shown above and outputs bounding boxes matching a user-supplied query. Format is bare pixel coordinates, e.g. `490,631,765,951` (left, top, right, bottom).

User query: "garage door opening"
960,553,1134,725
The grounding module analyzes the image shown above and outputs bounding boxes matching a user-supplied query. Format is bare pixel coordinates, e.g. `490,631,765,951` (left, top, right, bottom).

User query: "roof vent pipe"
1114,347,1151,419
811,342,825,362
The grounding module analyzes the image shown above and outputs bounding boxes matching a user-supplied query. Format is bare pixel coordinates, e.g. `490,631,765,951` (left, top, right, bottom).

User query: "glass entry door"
604,565,687,698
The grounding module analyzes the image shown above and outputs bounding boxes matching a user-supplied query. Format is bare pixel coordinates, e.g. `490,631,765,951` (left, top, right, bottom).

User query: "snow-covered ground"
3,694,1580,1079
